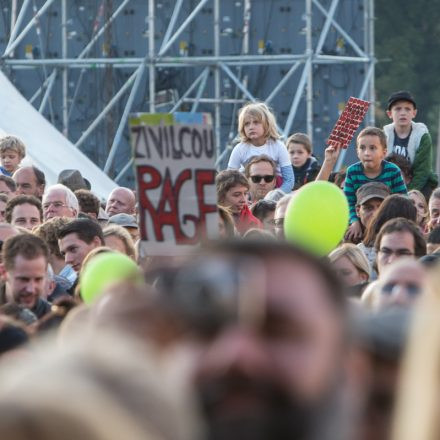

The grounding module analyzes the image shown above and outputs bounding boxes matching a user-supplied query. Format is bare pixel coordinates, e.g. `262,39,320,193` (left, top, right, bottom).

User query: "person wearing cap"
355,182,391,241
107,213,139,242
384,90,437,198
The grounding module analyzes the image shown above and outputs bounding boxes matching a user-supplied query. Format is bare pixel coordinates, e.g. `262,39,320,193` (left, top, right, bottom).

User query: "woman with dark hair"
358,194,417,277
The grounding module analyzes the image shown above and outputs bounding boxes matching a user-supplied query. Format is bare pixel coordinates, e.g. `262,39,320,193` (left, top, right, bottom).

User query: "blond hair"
0,135,26,158
391,266,440,440
408,189,429,226
238,102,280,143
103,225,136,260
328,243,371,280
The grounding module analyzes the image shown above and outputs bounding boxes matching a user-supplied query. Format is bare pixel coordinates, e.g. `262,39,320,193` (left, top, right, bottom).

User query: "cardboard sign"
327,97,370,149
130,112,218,256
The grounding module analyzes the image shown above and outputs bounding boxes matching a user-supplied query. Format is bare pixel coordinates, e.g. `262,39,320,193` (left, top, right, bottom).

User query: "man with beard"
1,234,51,319
150,240,349,440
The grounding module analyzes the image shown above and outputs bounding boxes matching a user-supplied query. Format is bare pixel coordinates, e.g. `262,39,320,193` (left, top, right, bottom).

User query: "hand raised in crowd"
315,143,342,182
323,142,342,164
345,219,363,242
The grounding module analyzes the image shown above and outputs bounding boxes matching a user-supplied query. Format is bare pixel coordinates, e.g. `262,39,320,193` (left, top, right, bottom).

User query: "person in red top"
216,170,262,235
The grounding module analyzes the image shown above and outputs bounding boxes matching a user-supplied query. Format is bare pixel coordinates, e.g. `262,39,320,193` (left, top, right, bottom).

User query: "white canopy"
0,70,117,200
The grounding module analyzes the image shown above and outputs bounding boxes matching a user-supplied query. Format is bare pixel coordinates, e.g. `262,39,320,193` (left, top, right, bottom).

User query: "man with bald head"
13,166,46,199
106,187,136,217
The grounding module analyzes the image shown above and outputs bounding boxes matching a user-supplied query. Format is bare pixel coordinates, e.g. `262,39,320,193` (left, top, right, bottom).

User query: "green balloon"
284,181,349,256
80,252,142,305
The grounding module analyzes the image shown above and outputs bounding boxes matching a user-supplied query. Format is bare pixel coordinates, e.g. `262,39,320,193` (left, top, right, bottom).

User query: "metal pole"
265,61,302,103
5,0,30,56
169,67,210,112
61,0,68,136
220,63,256,102
312,0,366,58
104,63,146,174
31,0,55,122
367,0,375,126
191,68,210,113
115,158,134,183
2,0,57,59
68,0,131,122
186,98,247,104
74,69,138,149
159,0,184,53
315,0,340,55
359,63,374,100
11,0,18,37
38,69,57,113
306,0,314,142
148,0,155,112
77,0,132,59
214,0,221,158
283,60,310,138
158,0,210,56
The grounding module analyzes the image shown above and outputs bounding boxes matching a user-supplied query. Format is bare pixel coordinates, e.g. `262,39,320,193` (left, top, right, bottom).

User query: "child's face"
357,135,387,173
243,117,265,145
287,142,311,167
386,100,417,128
1,149,21,173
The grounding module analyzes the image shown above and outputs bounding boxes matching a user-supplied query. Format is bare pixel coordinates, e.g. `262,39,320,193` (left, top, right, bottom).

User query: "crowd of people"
0,89,439,440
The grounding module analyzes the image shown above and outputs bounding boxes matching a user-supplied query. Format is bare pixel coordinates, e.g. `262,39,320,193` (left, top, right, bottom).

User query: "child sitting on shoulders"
228,102,294,193
286,132,320,190
0,135,26,177
384,90,437,199
344,127,407,241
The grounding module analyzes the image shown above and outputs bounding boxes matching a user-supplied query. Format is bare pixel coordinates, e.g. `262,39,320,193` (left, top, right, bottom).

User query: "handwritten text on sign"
131,113,218,256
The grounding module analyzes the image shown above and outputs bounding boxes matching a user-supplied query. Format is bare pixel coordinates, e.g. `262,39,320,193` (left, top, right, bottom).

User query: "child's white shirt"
227,139,291,174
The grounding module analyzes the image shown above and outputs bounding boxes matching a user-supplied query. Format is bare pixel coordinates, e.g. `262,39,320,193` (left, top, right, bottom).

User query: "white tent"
0,70,117,200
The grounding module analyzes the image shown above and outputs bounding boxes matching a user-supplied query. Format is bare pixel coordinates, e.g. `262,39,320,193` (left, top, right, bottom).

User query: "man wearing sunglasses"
244,155,277,202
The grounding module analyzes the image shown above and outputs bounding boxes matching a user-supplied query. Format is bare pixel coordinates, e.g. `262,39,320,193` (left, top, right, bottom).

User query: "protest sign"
130,112,218,256
327,97,370,149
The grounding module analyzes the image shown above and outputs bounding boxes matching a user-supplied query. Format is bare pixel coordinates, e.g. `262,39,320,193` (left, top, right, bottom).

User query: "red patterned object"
327,97,370,149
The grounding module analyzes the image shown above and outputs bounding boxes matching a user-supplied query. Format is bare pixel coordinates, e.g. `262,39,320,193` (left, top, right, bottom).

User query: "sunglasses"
250,174,275,184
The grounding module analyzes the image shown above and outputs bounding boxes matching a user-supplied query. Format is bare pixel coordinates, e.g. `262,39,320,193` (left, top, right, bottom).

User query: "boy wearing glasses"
244,155,277,202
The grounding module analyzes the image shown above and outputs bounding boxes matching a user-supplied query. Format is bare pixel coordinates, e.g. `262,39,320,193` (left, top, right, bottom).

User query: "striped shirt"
344,160,407,223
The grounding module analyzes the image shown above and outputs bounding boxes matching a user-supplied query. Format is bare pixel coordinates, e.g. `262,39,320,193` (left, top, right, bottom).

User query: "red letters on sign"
136,165,217,245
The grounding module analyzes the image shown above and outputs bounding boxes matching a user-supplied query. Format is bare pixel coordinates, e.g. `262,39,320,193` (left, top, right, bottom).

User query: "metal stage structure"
0,0,375,186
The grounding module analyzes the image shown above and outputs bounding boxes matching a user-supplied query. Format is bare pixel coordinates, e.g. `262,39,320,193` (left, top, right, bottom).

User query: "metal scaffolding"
0,0,375,182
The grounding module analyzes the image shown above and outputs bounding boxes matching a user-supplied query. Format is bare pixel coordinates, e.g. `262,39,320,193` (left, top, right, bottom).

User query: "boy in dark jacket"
286,133,320,190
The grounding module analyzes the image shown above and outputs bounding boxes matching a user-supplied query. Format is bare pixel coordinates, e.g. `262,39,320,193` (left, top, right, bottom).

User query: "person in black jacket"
286,132,321,190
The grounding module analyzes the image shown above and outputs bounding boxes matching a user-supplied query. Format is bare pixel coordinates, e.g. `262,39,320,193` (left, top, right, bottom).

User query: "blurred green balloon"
80,252,142,305
284,181,349,256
